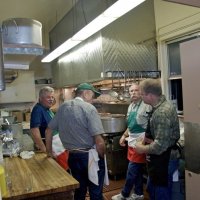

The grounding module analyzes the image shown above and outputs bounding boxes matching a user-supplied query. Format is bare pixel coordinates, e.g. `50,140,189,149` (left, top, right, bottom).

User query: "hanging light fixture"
42,0,146,63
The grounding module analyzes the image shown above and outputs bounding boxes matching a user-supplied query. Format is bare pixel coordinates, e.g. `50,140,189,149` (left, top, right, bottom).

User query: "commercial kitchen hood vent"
2,18,44,69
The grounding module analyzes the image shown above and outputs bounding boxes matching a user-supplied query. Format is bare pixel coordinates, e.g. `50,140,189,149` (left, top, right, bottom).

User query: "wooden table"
3,153,79,200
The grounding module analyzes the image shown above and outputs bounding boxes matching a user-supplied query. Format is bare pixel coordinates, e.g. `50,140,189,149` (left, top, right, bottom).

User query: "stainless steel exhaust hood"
52,0,157,87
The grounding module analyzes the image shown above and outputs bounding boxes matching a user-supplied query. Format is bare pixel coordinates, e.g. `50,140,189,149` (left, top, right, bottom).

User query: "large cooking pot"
2,18,42,46
100,114,127,133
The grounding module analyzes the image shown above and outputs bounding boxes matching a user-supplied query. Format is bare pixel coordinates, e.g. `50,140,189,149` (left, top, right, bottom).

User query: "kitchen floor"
86,175,150,200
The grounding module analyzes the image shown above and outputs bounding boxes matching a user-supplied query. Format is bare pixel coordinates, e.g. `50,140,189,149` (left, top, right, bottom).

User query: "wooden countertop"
3,153,79,200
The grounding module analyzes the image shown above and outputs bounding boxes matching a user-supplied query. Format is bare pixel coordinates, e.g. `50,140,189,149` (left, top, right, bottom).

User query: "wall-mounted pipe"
0,28,5,91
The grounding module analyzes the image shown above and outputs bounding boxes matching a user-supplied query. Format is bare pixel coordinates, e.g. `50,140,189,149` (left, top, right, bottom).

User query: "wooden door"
180,37,200,124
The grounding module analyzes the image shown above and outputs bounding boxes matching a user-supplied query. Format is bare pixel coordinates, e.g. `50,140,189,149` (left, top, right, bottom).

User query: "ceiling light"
72,15,115,41
42,39,81,63
42,0,145,63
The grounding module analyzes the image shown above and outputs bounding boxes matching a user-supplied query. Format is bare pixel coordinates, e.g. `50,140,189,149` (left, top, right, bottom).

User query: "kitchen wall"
0,71,35,104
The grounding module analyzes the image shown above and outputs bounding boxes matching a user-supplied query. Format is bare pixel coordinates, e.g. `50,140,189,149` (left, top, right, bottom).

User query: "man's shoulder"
60,99,95,110
141,101,152,109
32,103,40,112
159,100,175,113
155,101,178,120
31,104,49,120
32,103,45,112
75,99,94,108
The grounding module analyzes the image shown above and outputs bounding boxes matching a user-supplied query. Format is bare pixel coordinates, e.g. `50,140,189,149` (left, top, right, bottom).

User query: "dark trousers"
122,162,144,198
68,152,105,200
147,159,179,200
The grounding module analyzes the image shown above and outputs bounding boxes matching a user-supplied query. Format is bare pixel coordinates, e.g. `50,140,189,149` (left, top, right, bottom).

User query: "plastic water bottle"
0,141,7,197
0,165,7,197
0,188,2,200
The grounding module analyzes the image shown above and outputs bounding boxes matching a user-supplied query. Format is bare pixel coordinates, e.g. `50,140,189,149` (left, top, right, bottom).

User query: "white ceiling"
1,0,200,48
0,0,74,48
164,0,200,8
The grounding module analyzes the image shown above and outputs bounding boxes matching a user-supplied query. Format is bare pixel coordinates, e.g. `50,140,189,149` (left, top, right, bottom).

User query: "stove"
103,132,128,178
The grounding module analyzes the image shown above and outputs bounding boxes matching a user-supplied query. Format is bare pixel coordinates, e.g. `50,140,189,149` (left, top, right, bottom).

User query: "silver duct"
0,28,5,91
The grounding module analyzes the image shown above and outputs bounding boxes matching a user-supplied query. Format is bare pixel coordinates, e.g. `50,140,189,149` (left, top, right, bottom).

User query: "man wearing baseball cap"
46,82,106,200
75,82,101,98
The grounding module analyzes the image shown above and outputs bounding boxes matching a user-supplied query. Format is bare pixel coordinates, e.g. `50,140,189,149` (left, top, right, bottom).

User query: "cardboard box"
12,111,24,122
24,112,31,122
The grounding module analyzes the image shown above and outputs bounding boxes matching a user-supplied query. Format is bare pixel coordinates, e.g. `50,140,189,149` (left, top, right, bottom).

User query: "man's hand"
46,151,54,158
135,141,149,154
31,127,46,152
119,135,127,147
95,134,106,158
120,129,128,147
143,137,153,144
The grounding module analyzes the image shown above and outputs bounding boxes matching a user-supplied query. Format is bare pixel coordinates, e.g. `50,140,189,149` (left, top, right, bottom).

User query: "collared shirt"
148,95,180,155
127,100,151,133
48,98,105,150
30,103,52,138
126,100,151,163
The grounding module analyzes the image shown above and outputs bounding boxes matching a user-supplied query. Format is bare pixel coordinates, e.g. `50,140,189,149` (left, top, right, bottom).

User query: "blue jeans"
147,159,179,200
121,162,144,198
68,152,105,200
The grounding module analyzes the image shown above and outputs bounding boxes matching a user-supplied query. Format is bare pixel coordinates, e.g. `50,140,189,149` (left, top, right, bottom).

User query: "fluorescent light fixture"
72,15,115,41
42,39,81,63
42,0,145,63
103,0,145,18
4,63,29,70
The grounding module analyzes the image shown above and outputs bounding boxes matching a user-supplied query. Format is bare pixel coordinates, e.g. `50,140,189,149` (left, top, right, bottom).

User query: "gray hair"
75,89,83,97
129,82,139,87
39,86,54,97
140,78,162,96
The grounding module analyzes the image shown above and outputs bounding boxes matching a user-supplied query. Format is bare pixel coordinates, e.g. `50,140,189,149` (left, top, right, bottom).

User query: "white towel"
52,134,65,155
88,148,109,186
173,169,179,182
20,151,35,159
104,155,109,186
88,149,99,185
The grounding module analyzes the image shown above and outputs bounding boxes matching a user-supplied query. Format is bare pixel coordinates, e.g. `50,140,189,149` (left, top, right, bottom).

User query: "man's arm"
94,134,106,158
135,140,150,154
119,128,129,147
30,127,46,152
45,127,53,157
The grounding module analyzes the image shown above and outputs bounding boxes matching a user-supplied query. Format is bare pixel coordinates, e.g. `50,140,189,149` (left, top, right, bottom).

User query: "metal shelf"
104,70,161,79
